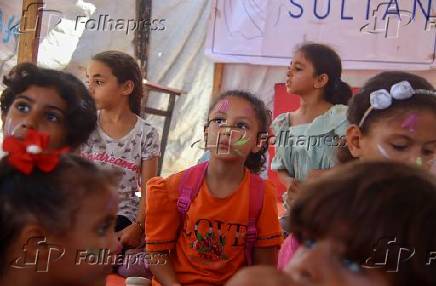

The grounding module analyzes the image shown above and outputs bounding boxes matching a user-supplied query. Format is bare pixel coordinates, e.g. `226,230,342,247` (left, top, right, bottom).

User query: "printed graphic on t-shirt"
80,117,160,222
184,217,251,264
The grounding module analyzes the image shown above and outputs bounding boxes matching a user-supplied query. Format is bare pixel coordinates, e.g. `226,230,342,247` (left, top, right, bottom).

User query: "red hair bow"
2,130,69,175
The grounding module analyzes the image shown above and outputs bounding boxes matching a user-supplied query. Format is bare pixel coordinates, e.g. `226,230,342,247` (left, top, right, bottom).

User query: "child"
338,71,436,173
278,71,436,270
0,132,120,286
0,63,97,150
285,161,436,286
145,90,283,285
81,51,160,250
272,43,352,233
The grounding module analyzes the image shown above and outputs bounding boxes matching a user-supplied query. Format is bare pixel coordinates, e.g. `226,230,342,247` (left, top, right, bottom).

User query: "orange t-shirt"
145,168,283,286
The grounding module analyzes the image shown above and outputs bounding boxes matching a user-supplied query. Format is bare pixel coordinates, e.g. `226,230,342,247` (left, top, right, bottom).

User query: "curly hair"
207,90,272,174
1,63,97,149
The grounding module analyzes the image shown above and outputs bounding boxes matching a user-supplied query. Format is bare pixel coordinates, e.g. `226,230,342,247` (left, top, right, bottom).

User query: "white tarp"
0,0,434,175
206,0,436,70
0,0,214,176
0,0,20,80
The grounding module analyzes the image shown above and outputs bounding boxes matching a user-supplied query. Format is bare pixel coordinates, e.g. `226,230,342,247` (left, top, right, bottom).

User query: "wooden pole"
135,0,152,115
212,63,224,98
17,0,43,64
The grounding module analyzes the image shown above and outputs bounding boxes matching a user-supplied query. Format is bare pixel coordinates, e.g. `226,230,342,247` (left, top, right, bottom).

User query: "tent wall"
0,0,434,176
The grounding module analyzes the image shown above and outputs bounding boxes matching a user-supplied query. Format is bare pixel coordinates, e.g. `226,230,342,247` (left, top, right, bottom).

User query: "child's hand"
120,224,143,248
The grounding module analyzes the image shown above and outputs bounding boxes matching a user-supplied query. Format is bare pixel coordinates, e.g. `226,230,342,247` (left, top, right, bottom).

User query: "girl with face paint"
145,90,283,286
339,71,436,174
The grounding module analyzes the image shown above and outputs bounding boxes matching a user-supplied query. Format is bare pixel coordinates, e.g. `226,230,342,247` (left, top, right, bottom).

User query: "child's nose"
13,116,39,137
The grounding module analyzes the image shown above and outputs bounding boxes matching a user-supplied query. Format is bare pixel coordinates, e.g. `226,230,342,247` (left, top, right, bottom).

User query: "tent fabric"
0,0,435,175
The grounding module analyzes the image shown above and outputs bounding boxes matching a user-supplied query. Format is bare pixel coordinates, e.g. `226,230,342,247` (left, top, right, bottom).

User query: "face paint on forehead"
401,113,418,133
215,99,230,113
243,107,253,116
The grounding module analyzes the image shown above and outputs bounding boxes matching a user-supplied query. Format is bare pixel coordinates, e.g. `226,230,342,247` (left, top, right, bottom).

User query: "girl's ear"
121,80,134,96
346,124,364,158
314,73,329,89
10,224,61,271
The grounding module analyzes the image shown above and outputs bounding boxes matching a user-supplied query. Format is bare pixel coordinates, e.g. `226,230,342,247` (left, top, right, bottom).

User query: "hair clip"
2,130,69,175
358,81,436,127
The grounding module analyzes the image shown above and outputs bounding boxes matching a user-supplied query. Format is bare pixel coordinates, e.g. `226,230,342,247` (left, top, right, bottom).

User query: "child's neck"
206,158,246,198
293,90,332,124
100,103,136,124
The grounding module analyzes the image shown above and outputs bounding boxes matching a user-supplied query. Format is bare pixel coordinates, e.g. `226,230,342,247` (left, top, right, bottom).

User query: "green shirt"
271,105,348,181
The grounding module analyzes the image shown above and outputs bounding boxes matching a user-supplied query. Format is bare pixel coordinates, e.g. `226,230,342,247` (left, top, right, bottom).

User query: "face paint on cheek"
377,144,391,159
233,138,249,146
4,117,21,137
401,113,417,133
416,157,423,167
215,99,230,113
233,149,244,157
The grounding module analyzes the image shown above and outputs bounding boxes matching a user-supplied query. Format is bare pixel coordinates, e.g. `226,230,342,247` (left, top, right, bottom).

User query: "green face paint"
416,157,423,167
233,138,249,146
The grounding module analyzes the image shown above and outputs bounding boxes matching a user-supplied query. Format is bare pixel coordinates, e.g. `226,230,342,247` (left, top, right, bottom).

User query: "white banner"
205,0,436,70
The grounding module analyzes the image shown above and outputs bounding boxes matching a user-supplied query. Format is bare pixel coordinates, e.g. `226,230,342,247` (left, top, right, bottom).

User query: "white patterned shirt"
81,116,160,222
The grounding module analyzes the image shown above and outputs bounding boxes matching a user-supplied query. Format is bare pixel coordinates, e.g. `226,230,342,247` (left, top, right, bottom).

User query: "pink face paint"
243,107,252,116
377,144,390,159
401,113,417,133
215,99,230,113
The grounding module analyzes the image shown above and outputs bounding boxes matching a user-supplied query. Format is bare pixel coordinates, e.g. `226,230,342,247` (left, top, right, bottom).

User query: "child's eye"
302,238,316,249
95,80,104,86
422,149,434,156
16,102,30,113
342,258,362,273
391,144,408,151
236,122,249,130
211,118,226,126
46,112,61,123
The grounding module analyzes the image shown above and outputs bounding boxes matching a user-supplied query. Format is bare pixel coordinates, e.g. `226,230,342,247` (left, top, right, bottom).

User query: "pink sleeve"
277,234,300,271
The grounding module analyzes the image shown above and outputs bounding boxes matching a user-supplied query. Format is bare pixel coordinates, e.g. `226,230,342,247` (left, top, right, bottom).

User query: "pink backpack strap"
245,174,264,265
177,162,208,224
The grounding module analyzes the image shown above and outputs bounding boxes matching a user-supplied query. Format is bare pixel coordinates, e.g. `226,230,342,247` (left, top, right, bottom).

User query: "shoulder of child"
272,112,290,133
136,116,159,134
305,105,348,136
261,179,278,203
146,171,185,201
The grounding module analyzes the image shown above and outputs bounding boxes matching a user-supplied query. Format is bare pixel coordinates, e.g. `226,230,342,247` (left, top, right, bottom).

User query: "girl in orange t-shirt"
145,90,283,285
